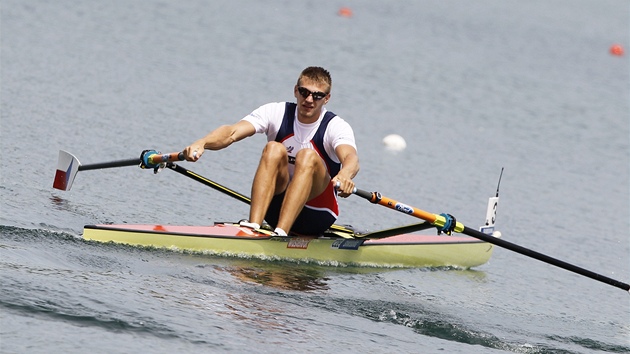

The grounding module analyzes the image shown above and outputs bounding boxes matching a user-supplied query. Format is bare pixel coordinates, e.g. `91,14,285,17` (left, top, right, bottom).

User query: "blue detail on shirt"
275,102,341,177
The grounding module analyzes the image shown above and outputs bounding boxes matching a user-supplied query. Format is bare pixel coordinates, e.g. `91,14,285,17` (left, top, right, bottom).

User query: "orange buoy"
610,44,624,56
338,7,353,18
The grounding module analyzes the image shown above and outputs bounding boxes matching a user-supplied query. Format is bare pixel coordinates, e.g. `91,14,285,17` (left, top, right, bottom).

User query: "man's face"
294,79,330,122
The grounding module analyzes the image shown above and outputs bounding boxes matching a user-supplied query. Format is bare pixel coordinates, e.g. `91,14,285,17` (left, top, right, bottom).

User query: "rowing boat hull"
83,223,494,268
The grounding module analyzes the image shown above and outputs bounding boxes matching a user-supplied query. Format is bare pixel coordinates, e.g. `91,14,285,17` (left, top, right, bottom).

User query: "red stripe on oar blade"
53,169,68,190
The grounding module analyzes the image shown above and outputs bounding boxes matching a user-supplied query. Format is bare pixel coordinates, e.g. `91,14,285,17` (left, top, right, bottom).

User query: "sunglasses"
297,86,328,101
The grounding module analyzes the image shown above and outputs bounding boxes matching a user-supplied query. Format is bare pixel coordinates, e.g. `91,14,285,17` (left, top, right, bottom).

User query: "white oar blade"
53,150,81,191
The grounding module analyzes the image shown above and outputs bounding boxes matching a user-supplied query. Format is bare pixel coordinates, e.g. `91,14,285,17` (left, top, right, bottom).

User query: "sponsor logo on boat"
395,202,413,214
287,237,311,249
331,239,364,250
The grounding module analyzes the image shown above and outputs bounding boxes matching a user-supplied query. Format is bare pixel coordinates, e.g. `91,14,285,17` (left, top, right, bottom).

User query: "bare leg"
248,142,289,225
276,149,330,233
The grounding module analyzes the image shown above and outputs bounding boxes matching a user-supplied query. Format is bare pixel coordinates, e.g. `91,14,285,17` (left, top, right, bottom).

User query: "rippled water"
2,0,629,353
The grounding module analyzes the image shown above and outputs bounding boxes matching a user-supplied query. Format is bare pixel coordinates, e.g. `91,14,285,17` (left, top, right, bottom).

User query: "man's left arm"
332,144,359,198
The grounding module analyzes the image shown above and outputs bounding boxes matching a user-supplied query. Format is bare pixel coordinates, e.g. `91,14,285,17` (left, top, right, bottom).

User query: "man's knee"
294,149,321,168
261,142,287,161
294,150,328,188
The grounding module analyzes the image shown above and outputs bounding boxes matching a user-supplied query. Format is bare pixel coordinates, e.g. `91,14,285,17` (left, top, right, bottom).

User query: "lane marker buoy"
338,7,352,18
610,44,624,56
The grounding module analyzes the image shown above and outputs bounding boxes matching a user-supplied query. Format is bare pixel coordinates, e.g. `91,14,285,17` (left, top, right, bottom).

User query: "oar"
350,187,630,293
53,150,184,191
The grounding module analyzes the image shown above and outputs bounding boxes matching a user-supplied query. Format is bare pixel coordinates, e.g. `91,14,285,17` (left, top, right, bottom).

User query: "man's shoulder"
248,102,290,118
325,115,355,140
326,114,352,129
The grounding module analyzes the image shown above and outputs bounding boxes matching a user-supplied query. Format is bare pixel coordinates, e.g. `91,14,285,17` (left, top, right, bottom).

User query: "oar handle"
334,183,373,200
352,187,373,201
146,151,185,165
140,150,185,170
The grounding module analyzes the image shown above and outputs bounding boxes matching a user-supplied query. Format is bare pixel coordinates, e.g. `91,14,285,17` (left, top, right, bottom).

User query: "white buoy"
382,134,407,151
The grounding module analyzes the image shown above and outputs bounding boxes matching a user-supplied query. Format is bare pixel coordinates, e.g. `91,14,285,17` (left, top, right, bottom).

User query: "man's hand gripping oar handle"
139,150,186,173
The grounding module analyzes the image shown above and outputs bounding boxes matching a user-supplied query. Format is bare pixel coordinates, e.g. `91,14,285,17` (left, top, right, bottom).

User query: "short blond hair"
297,67,332,93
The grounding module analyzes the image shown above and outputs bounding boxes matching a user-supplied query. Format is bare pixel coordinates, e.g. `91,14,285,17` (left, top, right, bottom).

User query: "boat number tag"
484,196,499,226
395,202,414,214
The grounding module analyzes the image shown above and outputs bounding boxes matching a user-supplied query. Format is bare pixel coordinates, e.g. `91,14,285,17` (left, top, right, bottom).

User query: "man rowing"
183,66,360,236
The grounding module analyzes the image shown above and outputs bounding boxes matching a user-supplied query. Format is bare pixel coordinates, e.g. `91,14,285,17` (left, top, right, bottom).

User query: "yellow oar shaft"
354,189,464,232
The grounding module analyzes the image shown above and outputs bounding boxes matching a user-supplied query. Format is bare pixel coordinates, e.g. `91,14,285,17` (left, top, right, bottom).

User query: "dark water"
2,0,629,353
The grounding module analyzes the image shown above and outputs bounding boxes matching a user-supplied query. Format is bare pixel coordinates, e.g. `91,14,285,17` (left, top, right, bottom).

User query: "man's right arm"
183,120,256,161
